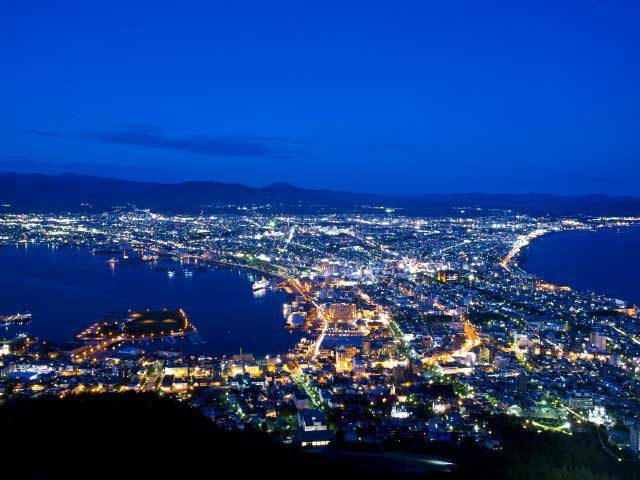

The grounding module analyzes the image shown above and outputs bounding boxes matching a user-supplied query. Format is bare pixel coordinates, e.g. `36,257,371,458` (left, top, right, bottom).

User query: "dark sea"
521,225,640,306
0,244,302,355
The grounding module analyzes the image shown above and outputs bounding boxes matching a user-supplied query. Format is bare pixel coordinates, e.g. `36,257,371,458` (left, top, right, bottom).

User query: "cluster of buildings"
1,208,639,458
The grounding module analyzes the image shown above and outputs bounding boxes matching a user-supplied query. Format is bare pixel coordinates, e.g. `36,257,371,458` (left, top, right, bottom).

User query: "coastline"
500,228,552,271
515,225,640,306
0,244,300,355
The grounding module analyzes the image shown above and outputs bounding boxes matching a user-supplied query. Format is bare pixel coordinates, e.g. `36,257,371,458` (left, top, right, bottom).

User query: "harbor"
0,244,301,355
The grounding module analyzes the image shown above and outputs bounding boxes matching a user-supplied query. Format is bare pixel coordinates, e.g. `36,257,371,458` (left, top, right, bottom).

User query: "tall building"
590,331,607,351
335,348,354,373
517,372,529,394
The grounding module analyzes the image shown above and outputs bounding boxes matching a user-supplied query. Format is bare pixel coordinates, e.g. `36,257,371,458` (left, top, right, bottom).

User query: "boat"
252,277,269,291
0,313,32,327
184,270,193,278
107,257,118,265
167,270,176,279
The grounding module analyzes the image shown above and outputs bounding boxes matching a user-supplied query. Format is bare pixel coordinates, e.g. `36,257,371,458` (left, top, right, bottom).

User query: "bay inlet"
521,225,640,306
0,244,302,355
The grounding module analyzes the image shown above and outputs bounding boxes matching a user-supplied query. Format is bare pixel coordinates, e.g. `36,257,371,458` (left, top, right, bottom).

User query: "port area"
71,309,195,362
0,313,32,327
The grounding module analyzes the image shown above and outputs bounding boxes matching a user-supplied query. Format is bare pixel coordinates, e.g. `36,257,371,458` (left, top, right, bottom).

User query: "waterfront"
2,210,640,466
0,244,301,355
521,226,640,306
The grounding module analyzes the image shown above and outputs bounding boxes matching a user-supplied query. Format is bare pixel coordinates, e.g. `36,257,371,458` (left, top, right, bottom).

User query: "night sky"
3,1,640,194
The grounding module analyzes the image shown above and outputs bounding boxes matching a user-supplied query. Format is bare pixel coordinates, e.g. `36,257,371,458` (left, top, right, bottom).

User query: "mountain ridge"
1,171,639,216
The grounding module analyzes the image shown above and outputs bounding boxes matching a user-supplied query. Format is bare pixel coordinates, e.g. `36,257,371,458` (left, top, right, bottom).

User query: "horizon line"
1,169,639,200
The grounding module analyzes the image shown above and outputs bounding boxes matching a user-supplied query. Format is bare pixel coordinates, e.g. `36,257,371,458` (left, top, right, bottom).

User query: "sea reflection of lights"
425,459,455,466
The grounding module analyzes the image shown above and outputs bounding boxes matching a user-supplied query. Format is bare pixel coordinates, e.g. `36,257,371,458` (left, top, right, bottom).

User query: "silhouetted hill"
0,393,460,479
1,172,639,216
3,394,636,480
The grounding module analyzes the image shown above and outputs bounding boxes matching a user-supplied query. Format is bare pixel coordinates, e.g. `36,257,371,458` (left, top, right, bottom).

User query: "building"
298,409,327,432
436,270,459,283
326,303,357,324
590,331,607,351
294,390,310,410
517,372,529,394
288,312,306,327
567,392,593,411
297,409,333,448
164,361,188,378
324,262,342,277
335,348,354,373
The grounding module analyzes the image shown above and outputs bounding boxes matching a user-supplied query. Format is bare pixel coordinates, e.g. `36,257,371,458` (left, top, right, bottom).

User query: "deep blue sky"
2,0,640,194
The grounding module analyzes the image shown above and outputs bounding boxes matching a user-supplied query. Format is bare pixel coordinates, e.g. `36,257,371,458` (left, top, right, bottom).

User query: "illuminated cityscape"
1,207,639,470
4,1,640,477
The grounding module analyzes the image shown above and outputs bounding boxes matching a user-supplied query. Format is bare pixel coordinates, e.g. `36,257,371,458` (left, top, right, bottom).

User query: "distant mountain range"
1,172,639,216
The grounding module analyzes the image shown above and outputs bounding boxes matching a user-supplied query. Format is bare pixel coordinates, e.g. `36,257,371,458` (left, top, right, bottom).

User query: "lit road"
605,321,640,345
282,277,327,359
500,229,548,270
